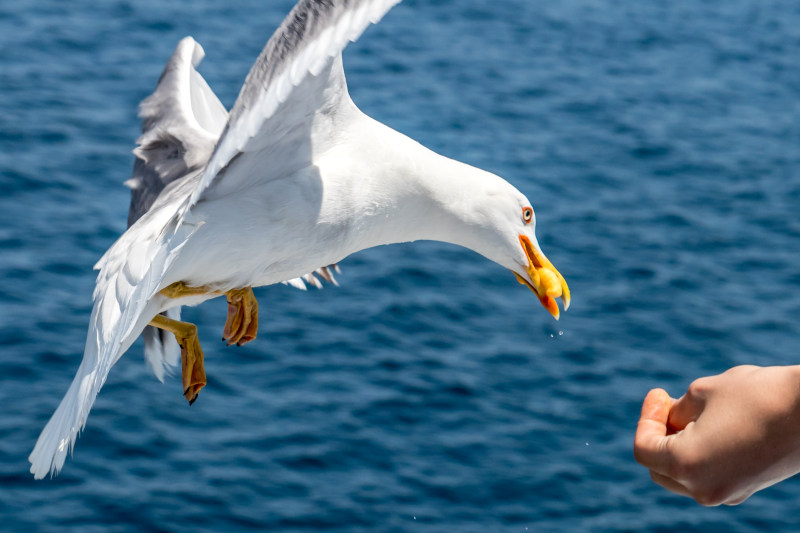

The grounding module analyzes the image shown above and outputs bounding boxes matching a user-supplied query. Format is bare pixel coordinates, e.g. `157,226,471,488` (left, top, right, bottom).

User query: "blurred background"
1,0,799,531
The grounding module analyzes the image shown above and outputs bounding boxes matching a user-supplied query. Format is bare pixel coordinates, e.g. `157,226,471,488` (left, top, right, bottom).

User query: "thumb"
634,388,674,473
640,388,672,424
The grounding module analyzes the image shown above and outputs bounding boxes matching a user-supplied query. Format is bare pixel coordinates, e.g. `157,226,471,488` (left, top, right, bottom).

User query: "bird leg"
148,314,206,405
223,287,259,346
154,282,258,402
159,281,220,299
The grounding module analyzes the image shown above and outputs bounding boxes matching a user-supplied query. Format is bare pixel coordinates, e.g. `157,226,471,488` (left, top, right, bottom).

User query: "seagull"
29,0,570,479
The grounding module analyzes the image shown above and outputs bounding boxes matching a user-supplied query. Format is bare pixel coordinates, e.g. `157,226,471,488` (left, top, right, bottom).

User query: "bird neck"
343,115,503,260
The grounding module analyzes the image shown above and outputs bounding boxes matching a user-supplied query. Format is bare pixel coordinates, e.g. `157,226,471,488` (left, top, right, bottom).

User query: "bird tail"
143,307,182,382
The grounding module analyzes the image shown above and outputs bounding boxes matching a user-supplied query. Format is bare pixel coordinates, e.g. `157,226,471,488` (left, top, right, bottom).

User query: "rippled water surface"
2,0,800,531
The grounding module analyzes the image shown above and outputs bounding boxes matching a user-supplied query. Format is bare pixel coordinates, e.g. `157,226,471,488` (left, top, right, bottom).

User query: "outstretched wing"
29,190,195,479
181,0,402,213
127,36,227,225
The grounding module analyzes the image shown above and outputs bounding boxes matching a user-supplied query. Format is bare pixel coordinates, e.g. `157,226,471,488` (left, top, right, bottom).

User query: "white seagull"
29,0,570,479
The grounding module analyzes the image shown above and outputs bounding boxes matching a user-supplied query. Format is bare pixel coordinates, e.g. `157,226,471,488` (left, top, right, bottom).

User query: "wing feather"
29,206,189,478
183,0,402,212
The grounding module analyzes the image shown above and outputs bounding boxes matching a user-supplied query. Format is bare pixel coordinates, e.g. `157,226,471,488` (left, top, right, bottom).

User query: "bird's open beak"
514,235,571,320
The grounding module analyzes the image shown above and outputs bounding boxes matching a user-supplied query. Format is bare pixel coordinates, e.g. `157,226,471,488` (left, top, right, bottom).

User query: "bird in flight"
30,0,569,479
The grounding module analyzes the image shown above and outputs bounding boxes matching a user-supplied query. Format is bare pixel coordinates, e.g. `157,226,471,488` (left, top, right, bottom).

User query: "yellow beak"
514,235,571,320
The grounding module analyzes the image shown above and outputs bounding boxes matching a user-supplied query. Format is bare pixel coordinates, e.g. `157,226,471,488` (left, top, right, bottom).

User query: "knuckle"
686,377,711,398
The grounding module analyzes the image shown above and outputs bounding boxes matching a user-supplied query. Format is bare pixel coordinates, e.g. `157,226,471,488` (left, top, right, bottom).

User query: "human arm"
633,365,800,506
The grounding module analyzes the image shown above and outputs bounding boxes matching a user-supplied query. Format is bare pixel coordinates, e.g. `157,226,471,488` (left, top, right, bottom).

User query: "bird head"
458,180,570,320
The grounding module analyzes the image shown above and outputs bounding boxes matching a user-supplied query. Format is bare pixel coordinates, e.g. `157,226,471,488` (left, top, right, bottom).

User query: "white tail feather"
143,307,182,382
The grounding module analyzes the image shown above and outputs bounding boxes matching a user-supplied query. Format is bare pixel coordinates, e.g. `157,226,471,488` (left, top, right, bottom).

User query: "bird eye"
522,207,533,223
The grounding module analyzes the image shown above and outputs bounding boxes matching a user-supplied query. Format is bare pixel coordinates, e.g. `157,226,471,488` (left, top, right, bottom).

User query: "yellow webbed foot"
149,314,207,405
223,287,259,346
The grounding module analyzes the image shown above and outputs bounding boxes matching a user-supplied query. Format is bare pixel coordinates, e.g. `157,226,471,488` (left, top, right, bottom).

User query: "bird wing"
29,37,225,477
179,0,402,214
126,36,227,226
29,186,196,479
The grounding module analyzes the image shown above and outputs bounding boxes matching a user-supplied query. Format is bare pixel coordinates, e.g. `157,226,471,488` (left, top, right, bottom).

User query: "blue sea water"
1,0,800,530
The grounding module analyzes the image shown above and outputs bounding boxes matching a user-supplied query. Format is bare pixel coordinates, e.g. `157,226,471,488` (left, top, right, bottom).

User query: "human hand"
634,365,800,505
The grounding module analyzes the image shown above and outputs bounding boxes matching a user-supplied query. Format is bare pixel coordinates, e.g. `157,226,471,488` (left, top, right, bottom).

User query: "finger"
650,470,692,499
633,388,674,473
667,380,708,431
